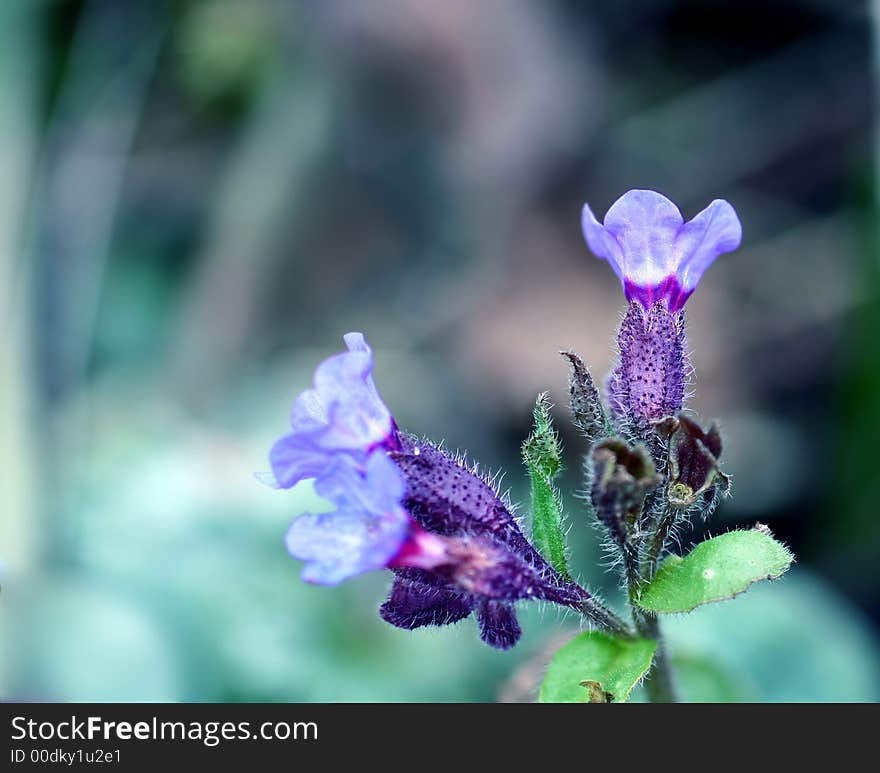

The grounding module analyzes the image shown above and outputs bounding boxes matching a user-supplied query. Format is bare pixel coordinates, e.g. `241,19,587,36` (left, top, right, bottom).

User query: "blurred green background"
2,0,879,702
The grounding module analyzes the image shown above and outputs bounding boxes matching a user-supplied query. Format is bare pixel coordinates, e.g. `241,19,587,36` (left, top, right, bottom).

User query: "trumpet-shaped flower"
582,189,742,311
265,333,599,649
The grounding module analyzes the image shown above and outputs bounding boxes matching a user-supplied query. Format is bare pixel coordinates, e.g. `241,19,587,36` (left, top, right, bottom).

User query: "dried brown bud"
590,439,662,543
666,413,730,508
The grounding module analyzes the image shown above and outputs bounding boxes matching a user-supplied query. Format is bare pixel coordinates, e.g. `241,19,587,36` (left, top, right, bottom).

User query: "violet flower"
582,191,742,427
268,334,442,585
582,189,741,312
265,333,617,648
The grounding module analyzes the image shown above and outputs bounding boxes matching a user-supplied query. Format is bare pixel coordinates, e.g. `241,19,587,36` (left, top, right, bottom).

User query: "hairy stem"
645,505,677,580
623,537,642,601
579,597,634,638
635,612,678,702
622,515,679,702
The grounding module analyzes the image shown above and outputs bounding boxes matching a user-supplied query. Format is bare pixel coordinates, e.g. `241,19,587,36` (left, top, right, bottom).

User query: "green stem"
579,597,634,638
645,505,677,580
623,538,642,601
633,611,679,703
624,524,679,702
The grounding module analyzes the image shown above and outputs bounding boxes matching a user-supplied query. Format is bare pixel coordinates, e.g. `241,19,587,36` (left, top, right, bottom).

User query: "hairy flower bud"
590,439,662,544
267,332,627,650
561,350,611,443
380,438,596,647
666,414,730,508
380,529,585,650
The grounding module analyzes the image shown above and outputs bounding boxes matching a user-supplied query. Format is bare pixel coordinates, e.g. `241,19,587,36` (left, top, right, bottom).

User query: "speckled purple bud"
392,438,590,598
391,438,548,571
380,438,592,648
391,439,510,538
609,301,690,427
438,536,584,606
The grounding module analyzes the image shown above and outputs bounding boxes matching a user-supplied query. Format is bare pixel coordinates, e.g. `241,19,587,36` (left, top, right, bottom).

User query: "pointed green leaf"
637,529,794,613
522,393,569,578
523,392,561,478
540,631,657,703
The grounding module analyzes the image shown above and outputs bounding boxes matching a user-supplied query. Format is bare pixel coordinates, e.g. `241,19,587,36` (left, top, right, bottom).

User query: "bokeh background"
2,0,879,702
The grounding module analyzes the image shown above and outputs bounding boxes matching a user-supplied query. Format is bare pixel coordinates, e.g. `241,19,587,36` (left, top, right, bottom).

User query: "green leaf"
662,570,880,702
522,393,569,578
637,529,794,614
523,392,561,478
539,631,657,703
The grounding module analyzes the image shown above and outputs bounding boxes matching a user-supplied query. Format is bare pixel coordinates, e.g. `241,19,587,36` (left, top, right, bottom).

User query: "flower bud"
666,414,730,508
590,439,661,544
560,350,610,443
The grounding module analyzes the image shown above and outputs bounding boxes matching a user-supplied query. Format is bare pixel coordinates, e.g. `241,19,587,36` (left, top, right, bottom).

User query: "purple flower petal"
290,389,328,430
672,199,742,295
582,190,742,311
285,452,411,585
602,190,683,290
313,451,405,516
268,332,396,489
581,202,625,281
305,333,392,447
268,431,335,489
